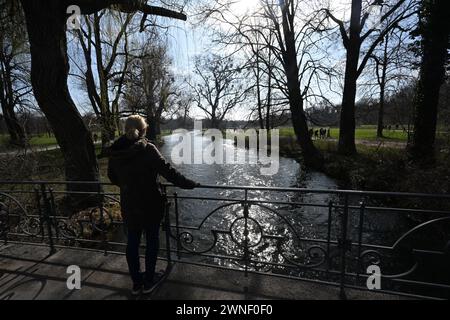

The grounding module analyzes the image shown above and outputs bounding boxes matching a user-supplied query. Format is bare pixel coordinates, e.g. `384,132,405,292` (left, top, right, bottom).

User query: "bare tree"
189,53,250,129
367,26,415,137
199,0,329,165
0,0,32,147
18,0,186,192
72,10,134,149
322,0,417,155
173,89,195,128
123,39,175,141
231,17,278,130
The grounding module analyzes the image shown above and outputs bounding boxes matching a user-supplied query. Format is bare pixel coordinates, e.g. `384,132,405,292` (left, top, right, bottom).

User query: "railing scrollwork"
0,181,449,299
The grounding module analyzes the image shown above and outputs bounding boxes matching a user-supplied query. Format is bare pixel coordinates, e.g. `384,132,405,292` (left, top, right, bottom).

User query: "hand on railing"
180,179,201,190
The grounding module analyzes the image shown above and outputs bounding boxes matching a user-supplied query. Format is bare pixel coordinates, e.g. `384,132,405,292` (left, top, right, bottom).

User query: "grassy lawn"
28,135,58,146
0,134,58,151
312,139,401,154
1,130,173,151
279,127,409,141
160,129,172,137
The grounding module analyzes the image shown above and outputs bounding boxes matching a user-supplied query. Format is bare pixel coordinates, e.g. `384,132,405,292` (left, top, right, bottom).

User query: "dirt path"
355,139,407,149
0,142,104,157
318,138,407,149
0,144,62,157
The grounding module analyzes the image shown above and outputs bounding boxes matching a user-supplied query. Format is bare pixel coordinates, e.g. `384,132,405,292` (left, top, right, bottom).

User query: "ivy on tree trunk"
408,0,450,162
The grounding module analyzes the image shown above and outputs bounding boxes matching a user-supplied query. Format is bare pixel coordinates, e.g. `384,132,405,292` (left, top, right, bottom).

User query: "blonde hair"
125,115,148,140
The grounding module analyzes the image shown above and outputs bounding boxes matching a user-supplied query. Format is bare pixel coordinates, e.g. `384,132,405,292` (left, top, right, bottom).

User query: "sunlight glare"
231,0,261,14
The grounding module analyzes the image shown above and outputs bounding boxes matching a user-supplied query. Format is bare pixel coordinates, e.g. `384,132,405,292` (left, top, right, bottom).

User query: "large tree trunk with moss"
20,0,100,192
408,0,449,162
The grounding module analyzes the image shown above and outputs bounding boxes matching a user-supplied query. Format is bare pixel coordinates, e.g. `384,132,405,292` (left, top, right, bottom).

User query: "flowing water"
158,131,342,269
158,132,427,274
160,131,339,226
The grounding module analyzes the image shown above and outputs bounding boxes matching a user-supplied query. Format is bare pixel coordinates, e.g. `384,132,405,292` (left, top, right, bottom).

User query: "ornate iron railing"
0,181,449,299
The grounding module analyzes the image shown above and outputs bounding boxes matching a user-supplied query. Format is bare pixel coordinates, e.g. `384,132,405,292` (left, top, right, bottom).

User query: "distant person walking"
107,115,199,296
319,128,326,139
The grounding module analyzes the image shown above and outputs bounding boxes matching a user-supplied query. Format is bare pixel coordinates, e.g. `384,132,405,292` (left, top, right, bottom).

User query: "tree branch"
324,9,349,49
71,0,187,21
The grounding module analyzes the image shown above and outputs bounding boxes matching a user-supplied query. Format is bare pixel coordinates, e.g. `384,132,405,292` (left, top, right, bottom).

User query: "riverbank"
279,136,450,197
279,126,410,142
3,130,448,197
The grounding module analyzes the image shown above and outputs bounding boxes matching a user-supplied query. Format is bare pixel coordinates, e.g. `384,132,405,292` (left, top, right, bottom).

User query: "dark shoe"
142,281,153,295
131,283,142,296
142,271,164,294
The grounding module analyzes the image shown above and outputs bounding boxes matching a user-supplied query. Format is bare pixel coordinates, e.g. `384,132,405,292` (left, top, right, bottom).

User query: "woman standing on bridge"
106,115,199,296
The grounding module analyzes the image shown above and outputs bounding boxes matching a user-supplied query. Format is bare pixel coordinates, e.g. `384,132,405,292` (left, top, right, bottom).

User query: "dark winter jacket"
106,135,197,230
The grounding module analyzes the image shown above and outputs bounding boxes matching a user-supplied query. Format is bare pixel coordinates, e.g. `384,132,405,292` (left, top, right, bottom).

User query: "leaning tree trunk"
337,0,361,156
20,0,100,194
408,0,450,162
339,62,359,155
284,55,322,167
280,1,322,167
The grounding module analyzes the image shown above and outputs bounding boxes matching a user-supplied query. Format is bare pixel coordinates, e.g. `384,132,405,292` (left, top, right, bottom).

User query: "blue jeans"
125,224,160,285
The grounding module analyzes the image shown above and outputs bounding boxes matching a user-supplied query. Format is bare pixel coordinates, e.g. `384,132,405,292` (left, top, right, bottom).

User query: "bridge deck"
0,244,407,300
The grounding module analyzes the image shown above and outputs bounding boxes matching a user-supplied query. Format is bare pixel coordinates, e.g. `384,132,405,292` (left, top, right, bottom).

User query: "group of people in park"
309,128,331,140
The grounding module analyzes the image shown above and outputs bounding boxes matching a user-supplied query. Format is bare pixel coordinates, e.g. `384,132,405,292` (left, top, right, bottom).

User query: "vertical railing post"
339,194,350,300
242,188,250,296
162,186,172,267
356,199,366,282
1,193,9,245
243,189,249,278
48,188,59,240
97,184,108,256
1,225,7,245
174,192,181,260
41,183,56,255
34,186,45,242
326,200,333,275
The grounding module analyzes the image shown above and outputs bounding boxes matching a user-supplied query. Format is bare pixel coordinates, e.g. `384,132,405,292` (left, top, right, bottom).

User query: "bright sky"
69,0,402,121
68,0,349,119
164,0,350,120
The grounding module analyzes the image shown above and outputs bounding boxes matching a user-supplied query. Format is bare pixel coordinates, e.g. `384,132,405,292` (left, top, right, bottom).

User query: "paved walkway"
0,243,409,300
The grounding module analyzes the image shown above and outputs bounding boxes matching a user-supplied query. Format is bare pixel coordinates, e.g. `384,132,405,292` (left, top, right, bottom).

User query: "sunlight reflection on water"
159,132,340,271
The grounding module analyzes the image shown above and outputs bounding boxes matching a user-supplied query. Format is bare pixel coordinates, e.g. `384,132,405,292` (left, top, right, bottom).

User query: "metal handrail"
1,180,449,300
1,180,450,199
